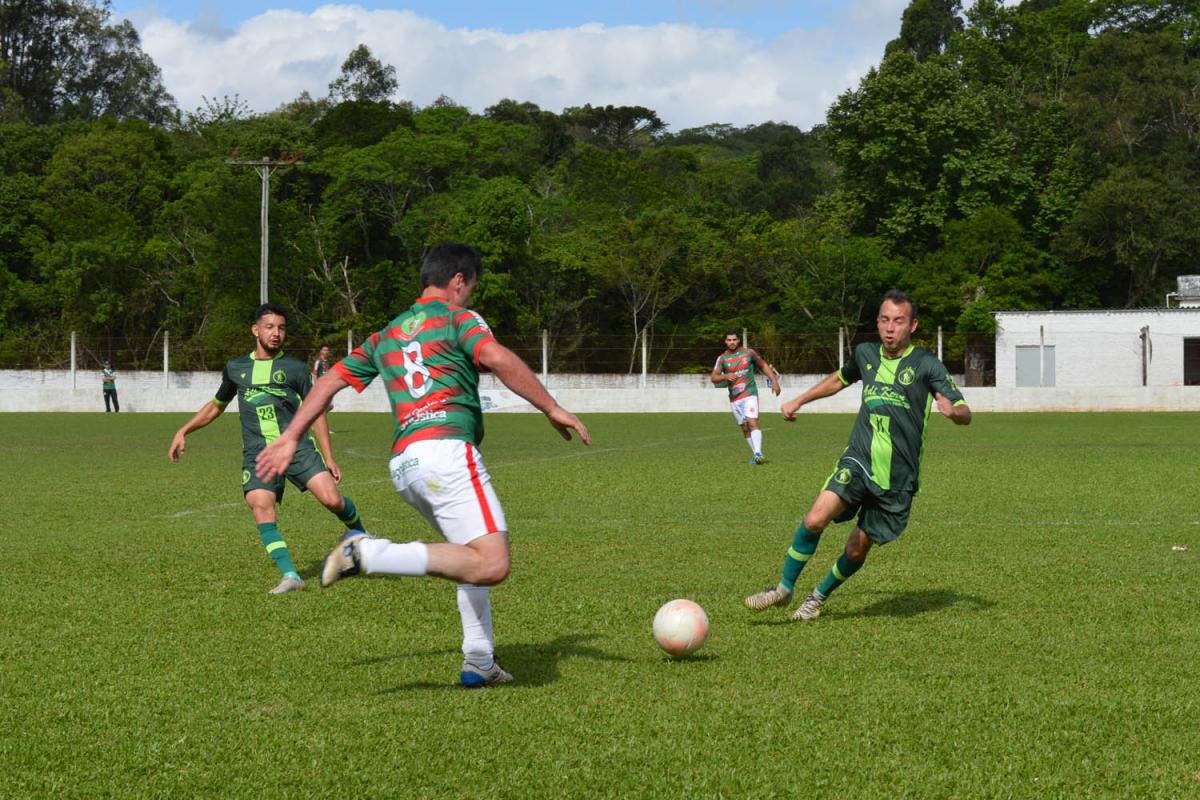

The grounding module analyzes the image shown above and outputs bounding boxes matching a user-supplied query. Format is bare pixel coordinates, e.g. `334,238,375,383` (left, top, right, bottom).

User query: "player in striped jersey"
256,243,591,687
744,290,972,620
712,329,781,464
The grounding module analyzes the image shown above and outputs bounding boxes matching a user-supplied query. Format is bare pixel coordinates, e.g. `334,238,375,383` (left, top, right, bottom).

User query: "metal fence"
0,329,998,386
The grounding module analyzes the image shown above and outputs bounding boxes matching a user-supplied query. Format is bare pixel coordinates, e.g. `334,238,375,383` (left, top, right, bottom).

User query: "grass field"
2,410,1198,798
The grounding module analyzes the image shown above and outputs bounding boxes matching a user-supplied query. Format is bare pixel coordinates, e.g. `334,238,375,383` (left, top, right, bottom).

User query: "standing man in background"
102,360,119,413
711,329,781,464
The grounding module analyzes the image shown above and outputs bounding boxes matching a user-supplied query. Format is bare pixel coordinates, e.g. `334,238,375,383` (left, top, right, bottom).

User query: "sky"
111,1,910,130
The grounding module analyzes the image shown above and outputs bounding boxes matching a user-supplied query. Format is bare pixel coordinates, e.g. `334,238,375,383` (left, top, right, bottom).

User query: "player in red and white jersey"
256,243,590,687
711,328,781,464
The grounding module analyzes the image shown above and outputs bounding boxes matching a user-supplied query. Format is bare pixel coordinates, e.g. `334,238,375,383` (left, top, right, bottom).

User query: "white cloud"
130,2,904,130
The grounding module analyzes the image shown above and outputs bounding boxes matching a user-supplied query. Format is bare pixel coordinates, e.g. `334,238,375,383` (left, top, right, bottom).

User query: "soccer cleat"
743,585,792,611
268,575,305,594
321,532,367,587
753,452,765,464
460,659,513,688
792,590,827,620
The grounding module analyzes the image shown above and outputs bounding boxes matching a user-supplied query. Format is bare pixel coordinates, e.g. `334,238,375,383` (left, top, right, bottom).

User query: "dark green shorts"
823,457,913,545
241,444,327,501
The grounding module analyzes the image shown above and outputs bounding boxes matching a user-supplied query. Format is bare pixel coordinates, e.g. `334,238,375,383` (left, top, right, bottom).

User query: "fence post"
70,331,77,389
837,327,845,370
1039,325,1045,387
742,327,749,349
937,325,943,362
163,330,169,386
541,329,549,386
346,330,352,356
640,329,648,389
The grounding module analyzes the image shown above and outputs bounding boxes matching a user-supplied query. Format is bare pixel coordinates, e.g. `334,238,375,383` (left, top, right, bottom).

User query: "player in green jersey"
711,329,781,464
167,303,369,594
744,290,972,620
256,243,591,687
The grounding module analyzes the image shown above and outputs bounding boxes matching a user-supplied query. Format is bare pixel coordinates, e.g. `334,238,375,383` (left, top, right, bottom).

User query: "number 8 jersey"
334,298,498,455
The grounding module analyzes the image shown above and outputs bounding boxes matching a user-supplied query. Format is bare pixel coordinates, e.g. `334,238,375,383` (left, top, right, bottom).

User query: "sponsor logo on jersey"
863,384,911,410
273,369,287,383
398,312,427,341
835,468,852,485
389,457,420,482
244,387,289,403
898,366,916,386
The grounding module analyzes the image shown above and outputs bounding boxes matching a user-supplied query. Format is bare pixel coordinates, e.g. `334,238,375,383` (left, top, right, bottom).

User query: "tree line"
1,0,1197,371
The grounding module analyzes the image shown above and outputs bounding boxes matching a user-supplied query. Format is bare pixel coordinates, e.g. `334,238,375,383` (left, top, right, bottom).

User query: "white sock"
457,584,494,665
745,436,756,454
750,429,763,454
358,538,428,576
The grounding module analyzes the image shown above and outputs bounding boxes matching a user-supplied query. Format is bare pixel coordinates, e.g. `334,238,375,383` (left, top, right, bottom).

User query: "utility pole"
225,153,303,303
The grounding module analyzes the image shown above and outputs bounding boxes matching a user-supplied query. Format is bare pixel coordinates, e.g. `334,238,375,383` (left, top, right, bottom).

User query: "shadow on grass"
748,588,992,626
839,588,993,619
371,633,633,693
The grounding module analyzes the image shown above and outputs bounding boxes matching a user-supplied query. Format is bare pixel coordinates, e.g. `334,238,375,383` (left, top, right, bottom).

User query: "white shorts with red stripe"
729,395,759,425
388,439,507,545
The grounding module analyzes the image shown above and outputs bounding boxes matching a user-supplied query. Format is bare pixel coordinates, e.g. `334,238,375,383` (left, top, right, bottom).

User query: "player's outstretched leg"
320,532,367,586
744,523,821,611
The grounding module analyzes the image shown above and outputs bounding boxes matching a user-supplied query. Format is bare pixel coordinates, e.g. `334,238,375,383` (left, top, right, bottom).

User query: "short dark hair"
420,242,483,290
724,328,741,338
255,302,287,322
881,289,917,320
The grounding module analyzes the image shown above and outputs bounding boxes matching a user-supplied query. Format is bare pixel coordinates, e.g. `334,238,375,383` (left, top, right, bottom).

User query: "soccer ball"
652,599,709,656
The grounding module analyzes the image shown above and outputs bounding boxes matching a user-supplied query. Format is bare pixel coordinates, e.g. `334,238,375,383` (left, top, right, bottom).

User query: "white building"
994,308,1200,388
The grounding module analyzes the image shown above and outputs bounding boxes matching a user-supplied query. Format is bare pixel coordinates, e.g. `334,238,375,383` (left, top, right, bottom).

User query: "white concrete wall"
995,309,1200,387
2,370,1198,413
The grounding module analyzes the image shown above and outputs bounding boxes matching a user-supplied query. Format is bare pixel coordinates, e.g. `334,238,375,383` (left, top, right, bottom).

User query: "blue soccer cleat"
460,659,513,688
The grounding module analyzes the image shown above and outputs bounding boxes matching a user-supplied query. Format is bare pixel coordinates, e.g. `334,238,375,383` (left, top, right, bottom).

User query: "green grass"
2,411,1199,798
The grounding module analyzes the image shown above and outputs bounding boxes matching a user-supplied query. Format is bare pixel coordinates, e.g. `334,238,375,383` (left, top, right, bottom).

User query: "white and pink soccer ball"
652,599,709,656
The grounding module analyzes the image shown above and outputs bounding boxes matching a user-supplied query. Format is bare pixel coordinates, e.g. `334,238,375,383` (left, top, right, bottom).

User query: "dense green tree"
327,44,398,104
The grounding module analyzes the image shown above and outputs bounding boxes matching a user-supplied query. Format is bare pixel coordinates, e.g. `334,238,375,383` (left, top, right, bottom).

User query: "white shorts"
388,439,507,545
729,396,759,425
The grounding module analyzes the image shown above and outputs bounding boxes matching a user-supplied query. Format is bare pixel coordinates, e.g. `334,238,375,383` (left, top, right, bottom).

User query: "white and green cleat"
792,590,827,620
743,585,792,612
268,575,305,594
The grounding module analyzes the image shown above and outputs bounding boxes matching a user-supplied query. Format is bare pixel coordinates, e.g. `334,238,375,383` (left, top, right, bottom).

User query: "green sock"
780,524,821,593
816,552,865,598
335,495,365,531
257,522,298,578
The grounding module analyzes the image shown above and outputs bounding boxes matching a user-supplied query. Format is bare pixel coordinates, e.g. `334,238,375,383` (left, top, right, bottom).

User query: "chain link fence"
0,330,998,385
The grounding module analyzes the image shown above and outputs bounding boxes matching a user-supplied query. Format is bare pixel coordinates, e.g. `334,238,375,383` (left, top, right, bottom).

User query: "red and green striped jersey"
334,297,497,455
713,347,767,402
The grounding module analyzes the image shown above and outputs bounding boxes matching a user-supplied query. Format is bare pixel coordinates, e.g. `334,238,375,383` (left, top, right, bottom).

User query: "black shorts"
241,445,327,502
823,457,913,544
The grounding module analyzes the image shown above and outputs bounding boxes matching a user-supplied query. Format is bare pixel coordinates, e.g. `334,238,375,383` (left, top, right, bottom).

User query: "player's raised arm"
168,399,225,461
478,340,591,446
256,371,350,480
781,371,848,421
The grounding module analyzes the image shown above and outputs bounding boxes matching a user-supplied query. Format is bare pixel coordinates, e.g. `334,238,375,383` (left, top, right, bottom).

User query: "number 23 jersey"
334,297,497,455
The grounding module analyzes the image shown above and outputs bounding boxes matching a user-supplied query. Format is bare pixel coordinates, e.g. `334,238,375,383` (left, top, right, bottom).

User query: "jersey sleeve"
213,364,237,406
334,332,382,393
838,345,864,386
454,309,497,365
925,355,966,405
298,365,314,398
749,349,767,371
